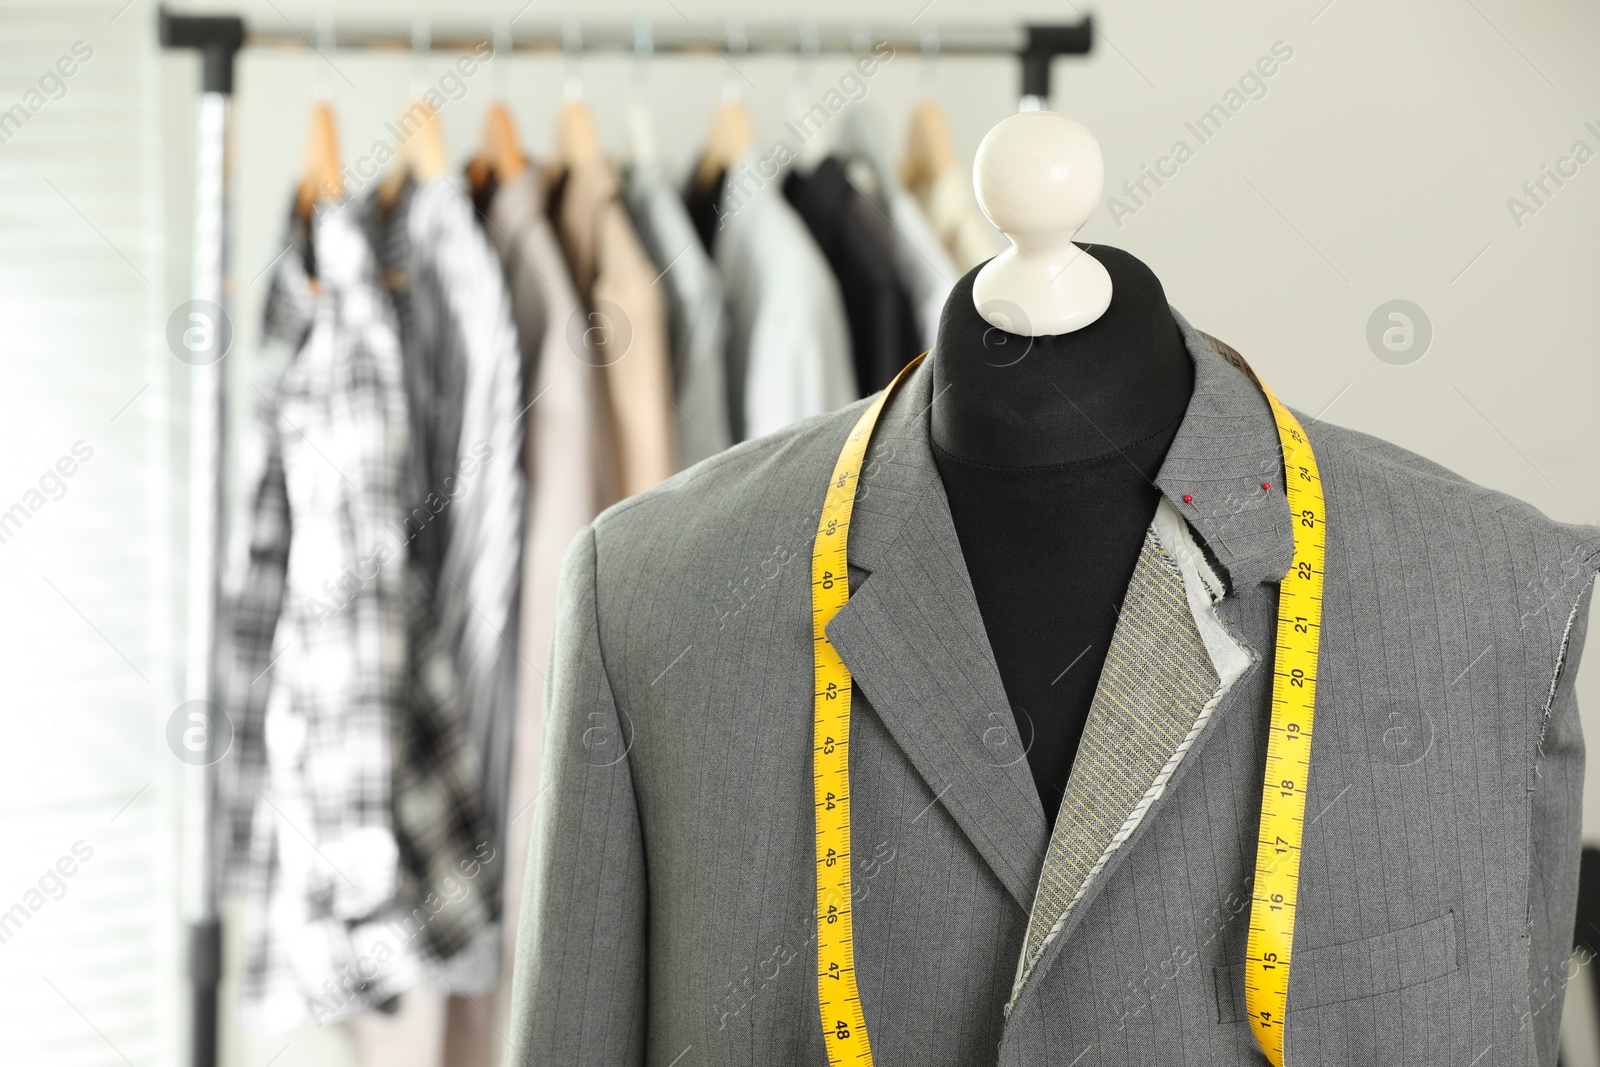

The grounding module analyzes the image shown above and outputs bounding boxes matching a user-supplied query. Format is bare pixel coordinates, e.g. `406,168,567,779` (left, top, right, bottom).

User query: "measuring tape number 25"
808,354,1324,1067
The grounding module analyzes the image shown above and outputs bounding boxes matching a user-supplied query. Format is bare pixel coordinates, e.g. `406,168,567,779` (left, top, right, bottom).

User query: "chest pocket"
1213,909,1460,1023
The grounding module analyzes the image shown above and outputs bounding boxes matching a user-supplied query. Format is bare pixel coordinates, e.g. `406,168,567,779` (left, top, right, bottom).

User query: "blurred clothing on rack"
690,153,855,442
228,197,497,1032
482,164,615,1050
476,176,546,402
626,159,732,469
551,156,675,497
216,88,1002,1060
218,280,297,885
367,174,515,994
345,986,449,1067
836,107,959,351
372,174,527,908
783,155,921,394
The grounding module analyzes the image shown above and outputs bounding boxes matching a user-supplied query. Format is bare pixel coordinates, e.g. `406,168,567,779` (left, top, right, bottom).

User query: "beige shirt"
477,168,613,1049
553,157,676,498
909,166,1007,274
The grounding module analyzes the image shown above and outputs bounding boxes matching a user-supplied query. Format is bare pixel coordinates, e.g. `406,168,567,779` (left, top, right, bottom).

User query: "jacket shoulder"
591,398,872,552
1305,414,1600,582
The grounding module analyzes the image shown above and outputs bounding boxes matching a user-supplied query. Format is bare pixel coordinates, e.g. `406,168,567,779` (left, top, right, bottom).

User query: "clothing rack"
155,6,1091,1066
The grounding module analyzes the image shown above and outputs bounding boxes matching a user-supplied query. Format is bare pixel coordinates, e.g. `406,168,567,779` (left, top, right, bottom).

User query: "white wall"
0,3,181,1066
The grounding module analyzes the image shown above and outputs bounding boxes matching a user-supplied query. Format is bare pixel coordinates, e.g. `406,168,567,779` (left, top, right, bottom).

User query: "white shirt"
713,153,856,441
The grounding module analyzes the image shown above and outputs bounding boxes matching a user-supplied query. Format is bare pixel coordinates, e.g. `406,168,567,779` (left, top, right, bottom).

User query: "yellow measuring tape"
1240,374,1325,1066
809,354,1323,1067
810,355,924,1063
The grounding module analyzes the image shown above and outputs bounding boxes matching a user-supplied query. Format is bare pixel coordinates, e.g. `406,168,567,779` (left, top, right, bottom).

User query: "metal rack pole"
158,12,242,1067
225,13,1092,103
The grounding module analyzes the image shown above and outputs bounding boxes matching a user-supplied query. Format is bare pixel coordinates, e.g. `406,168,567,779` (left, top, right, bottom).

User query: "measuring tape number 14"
809,354,1324,1067
1240,373,1326,1066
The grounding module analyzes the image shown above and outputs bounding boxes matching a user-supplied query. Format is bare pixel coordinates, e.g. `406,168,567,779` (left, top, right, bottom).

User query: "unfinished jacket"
509,310,1599,1066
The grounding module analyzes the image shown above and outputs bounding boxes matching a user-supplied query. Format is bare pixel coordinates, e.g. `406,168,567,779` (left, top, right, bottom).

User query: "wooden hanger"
899,100,957,195
378,99,449,208
555,100,602,169
467,102,528,197
691,100,754,197
407,100,449,183
294,103,343,221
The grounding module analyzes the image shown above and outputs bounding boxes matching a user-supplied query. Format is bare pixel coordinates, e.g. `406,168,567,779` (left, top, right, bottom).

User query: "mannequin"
930,112,1194,822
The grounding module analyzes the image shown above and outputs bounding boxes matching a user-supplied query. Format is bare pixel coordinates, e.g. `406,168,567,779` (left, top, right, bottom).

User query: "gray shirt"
625,161,732,469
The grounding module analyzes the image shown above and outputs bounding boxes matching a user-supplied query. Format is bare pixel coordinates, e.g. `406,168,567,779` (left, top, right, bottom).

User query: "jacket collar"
841,308,1294,594
1155,311,1295,593
822,312,1292,916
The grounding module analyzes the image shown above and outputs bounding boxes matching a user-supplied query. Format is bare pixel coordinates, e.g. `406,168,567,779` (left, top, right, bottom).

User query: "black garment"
685,169,726,256
934,423,1178,824
783,156,920,393
929,253,1194,825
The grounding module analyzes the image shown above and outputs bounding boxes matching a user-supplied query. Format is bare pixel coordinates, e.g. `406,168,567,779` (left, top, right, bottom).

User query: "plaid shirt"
222,196,499,1032
388,175,526,880
367,174,518,976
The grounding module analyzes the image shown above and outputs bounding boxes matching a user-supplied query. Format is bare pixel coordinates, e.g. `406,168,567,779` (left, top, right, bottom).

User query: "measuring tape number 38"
809,354,1324,1067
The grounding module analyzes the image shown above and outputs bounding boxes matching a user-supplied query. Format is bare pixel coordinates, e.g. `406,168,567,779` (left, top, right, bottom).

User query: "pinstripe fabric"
510,308,1600,1066
1014,526,1221,994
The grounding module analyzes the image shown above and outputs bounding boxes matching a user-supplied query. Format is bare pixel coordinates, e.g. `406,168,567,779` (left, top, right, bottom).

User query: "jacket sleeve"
1526,575,1594,1065
509,526,647,1064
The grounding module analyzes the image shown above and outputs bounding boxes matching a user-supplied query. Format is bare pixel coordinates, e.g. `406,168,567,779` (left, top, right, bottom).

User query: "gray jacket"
510,312,1600,1066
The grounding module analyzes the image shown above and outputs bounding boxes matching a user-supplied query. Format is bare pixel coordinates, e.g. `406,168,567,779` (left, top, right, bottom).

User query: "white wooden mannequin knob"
971,111,1112,336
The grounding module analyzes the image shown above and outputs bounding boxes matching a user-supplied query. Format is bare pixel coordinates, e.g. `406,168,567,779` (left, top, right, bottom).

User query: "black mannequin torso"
930,246,1194,824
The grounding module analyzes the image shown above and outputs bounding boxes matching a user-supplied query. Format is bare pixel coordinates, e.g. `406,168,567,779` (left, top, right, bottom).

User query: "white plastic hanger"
790,22,827,171
970,110,1111,336
626,17,656,165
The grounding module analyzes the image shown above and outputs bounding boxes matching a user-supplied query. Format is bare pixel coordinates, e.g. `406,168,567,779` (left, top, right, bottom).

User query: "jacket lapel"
999,314,1296,1013
823,362,1052,913
820,315,1296,970
1005,499,1253,1010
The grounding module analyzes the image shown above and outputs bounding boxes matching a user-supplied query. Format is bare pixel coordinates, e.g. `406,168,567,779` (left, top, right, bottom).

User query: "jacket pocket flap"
1214,909,1459,1024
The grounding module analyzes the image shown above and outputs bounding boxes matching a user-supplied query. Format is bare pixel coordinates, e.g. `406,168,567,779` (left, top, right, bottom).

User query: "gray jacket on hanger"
508,312,1599,1066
